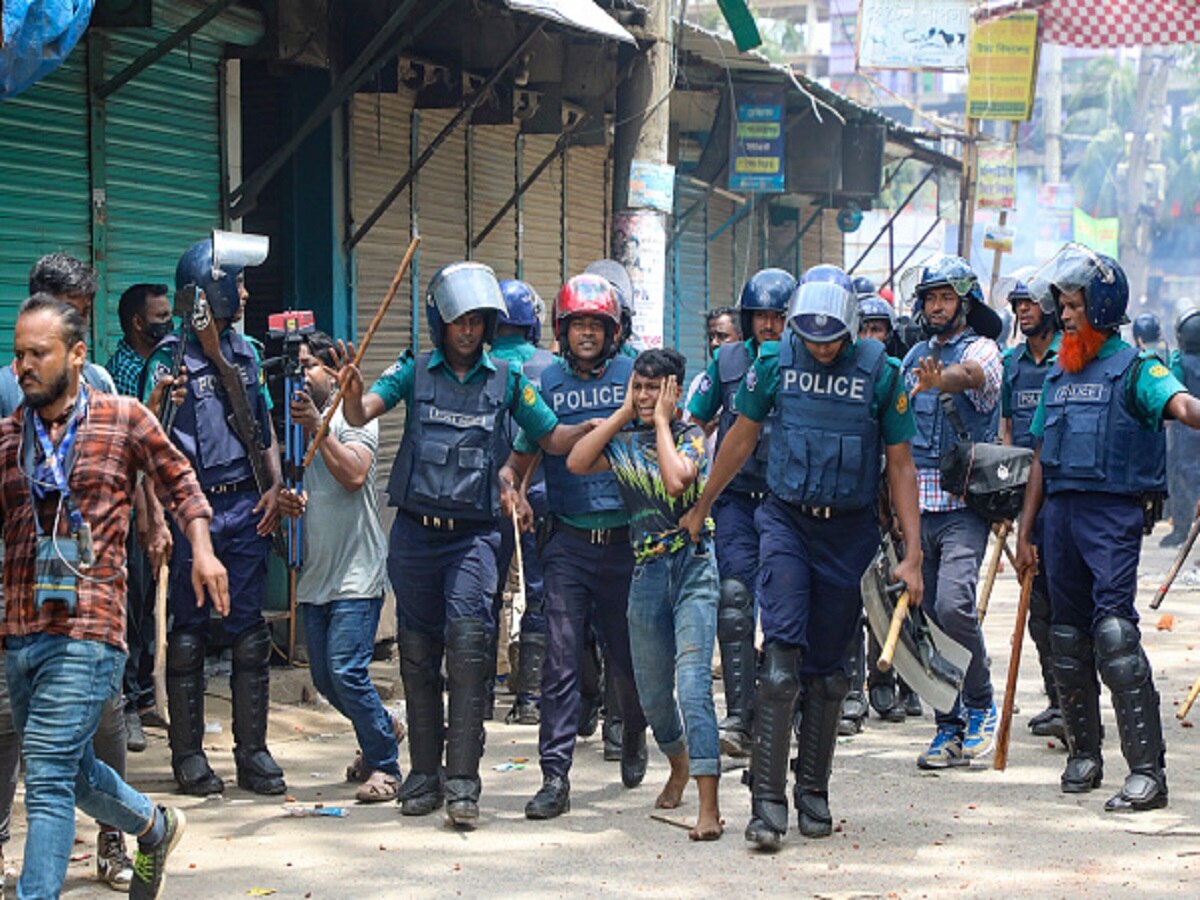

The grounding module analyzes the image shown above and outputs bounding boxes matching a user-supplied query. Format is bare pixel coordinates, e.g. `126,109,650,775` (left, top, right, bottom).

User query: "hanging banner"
976,143,1017,210
1072,208,1119,258
627,160,675,213
729,85,786,193
967,12,1039,120
613,211,667,349
857,0,972,72
1035,182,1074,259
983,224,1015,253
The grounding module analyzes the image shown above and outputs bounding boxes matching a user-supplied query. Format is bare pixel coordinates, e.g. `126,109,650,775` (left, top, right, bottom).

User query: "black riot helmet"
1133,313,1162,345
1176,307,1200,354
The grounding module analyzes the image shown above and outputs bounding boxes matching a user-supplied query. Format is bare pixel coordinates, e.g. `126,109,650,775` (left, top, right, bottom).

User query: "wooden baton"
153,561,170,724
994,566,1035,771
977,521,1012,623
1151,515,1200,610
877,590,911,673
300,234,420,469
1178,671,1200,721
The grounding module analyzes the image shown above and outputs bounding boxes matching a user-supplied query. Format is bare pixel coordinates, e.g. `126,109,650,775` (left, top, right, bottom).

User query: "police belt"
206,478,256,496
728,488,767,502
550,516,630,546
792,503,869,521
401,509,491,533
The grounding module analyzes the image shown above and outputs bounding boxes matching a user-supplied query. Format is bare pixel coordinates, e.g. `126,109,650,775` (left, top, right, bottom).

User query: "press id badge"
33,536,80,613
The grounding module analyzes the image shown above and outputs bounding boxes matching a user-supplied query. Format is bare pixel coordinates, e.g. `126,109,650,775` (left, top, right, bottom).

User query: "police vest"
504,347,555,493
1003,343,1055,451
716,341,770,496
1039,346,1166,497
902,331,998,470
388,353,511,521
538,354,633,517
767,336,887,510
159,330,263,490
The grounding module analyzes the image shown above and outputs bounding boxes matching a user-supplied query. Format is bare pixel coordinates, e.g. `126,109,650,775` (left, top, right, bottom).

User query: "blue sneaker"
963,703,998,760
917,726,969,769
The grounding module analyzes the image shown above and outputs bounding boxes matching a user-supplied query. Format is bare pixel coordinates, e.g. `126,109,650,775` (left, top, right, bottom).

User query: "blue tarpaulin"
1,1,94,100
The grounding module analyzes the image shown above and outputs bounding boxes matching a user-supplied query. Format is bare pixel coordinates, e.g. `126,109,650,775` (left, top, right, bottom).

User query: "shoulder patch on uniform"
697,373,712,395
522,383,537,406
1149,363,1169,378
896,391,908,414
744,367,758,392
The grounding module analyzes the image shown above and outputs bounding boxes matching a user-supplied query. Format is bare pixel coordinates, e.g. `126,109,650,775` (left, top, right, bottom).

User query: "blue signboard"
729,86,785,193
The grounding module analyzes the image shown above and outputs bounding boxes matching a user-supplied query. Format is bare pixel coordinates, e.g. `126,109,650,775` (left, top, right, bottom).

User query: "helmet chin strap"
1019,313,1055,339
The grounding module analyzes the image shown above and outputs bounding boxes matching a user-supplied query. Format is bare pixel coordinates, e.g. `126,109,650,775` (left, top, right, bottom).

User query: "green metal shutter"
0,45,91,336
97,29,224,358
672,178,710,383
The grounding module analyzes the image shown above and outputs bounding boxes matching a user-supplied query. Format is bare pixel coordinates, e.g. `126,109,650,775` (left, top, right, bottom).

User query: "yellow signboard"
967,13,1039,121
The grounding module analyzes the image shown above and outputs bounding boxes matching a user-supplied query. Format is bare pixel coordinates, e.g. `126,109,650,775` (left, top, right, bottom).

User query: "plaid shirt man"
0,389,210,652
104,338,146,399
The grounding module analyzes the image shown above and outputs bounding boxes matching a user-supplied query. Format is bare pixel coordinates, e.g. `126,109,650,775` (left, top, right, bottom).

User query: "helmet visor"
1028,243,1117,315
993,265,1038,307
899,254,977,306
429,262,506,323
788,281,858,342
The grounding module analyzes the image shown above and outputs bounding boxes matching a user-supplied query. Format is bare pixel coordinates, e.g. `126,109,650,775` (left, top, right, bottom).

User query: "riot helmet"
1176,307,1200,354
737,268,795,342
996,265,1054,338
425,262,507,349
176,230,269,320
584,259,635,348
857,294,896,335
1133,313,1162,345
852,275,877,298
788,265,858,344
1027,243,1129,330
899,254,1001,340
554,274,622,362
498,279,544,345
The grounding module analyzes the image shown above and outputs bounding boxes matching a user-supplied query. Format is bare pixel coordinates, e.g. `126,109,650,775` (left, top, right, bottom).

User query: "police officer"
1015,244,1200,812
683,265,923,851
1133,312,1170,363
998,268,1064,740
686,268,792,756
900,255,1004,769
500,274,649,820
586,258,641,358
340,262,576,826
490,279,554,725
145,233,285,797
1164,307,1200,548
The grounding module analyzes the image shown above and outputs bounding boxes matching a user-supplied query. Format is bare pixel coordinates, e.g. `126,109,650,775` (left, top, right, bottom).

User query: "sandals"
355,771,400,803
346,714,408,783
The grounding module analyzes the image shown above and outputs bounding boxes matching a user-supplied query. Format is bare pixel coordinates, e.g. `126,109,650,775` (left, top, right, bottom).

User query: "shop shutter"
801,207,843,269
99,29,223,358
350,87,416,489
671,177,709,383
564,143,607,277
0,44,90,336
708,193,736,311
520,133,563,309
416,107,469,311
469,123,519,282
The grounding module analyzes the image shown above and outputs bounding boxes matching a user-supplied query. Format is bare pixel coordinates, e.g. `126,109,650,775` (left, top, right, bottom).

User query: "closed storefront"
671,178,710,384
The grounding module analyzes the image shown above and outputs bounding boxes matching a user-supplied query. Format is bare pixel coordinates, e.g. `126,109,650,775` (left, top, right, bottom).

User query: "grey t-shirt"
296,407,387,605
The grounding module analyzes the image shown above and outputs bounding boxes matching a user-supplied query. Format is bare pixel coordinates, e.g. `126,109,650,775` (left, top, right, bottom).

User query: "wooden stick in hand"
1178,672,1200,721
877,590,911,673
994,566,1035,771
1151,515,1200,610
301,234,420,469
153,561,170,725
977,521,1011,623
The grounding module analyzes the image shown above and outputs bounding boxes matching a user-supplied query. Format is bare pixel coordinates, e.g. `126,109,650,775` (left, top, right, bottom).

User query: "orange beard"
1058,320,1108,373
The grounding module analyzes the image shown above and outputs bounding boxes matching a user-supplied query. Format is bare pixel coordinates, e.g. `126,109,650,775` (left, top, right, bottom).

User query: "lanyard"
27,388,87,535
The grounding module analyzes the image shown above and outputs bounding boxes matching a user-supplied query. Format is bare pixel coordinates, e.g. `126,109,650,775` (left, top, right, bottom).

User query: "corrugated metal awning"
505,0,636,44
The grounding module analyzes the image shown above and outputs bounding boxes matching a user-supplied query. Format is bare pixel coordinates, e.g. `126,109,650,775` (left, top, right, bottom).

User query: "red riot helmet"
554,274,622,360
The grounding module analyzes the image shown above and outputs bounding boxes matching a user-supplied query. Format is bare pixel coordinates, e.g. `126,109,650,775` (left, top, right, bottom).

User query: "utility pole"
1042,42,1062,184
611,0,673,348
1120,50,1171,305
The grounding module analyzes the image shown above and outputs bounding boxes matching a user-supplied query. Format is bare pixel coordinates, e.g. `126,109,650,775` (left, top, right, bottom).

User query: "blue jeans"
302,598,401,779
6,634,154,900
626,540,720,778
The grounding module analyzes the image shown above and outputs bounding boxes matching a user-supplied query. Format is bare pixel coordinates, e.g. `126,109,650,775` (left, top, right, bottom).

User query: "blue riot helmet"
175,230,269,320
899,254,1001,340
857,294,896,336
996,265,1054,338
426,262,508,349
852,275,877,299
1133,313,1162,345
1027,243,1129,330
1176,307,1200,354
585,259,636,347
788,265,858,343
498,279,544,344
738,268,796,341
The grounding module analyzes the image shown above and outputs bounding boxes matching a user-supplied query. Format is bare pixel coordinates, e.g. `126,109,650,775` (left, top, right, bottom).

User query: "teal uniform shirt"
1001,332,1061,419
368,347,558,442
734,339,916,445
1170,348,1185,383
489,334,540,369
686,339,757,424
1030,335,1187,438
143,326,274,411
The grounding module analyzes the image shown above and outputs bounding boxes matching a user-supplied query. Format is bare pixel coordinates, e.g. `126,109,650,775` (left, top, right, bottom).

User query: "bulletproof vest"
538,354,633,517
901,330,999,470
504,346,554,492
715,341,770,495
1003,343,1055,451
388,352,511,521
1040,346,1166,497
159,330,263,489
767,336,886,510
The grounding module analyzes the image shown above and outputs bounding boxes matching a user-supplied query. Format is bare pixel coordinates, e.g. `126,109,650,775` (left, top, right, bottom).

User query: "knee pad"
807,671,852,704
446,618,491,679
758,645,802,705
718,580,754,642
399,630,443,683
167,632,206,676
232,624,272,670
1093,617,1150,693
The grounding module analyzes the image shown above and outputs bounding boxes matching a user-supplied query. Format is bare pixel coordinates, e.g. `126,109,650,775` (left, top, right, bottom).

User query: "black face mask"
142,320,173,345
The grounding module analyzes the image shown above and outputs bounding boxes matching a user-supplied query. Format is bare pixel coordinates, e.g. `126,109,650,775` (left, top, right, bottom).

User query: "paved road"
17,524,1200,898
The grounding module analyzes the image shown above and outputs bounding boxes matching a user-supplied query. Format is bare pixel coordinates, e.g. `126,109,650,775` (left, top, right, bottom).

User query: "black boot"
1027,579,1065,739
231,624,286,795
838,627,868,736
483,635,498,722
508,631,545,725
898,679,923,717
397,629,446,816
745,643,802,851
166,632,224,796
1094,617,1168,812
445,618,491,826
794,672,849,838
577,633,602,738
525,774,570,819
1050,625,1104,793
867,632,904,722
718,579,757,756
601,659,624,761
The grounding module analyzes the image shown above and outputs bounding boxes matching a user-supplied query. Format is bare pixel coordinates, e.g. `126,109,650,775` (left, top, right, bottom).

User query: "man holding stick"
1015,244,1200,812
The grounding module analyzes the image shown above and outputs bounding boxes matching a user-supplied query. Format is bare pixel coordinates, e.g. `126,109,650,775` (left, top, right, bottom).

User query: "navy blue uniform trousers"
713,490,762,590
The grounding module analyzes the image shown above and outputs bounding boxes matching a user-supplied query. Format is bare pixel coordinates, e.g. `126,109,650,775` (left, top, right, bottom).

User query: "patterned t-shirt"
604,419,711,564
